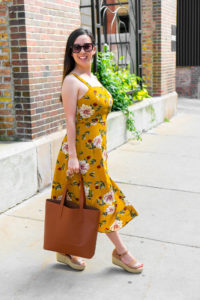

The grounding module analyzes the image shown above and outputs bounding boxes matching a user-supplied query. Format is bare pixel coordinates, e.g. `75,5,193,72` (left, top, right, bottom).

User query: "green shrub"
94,44,151,140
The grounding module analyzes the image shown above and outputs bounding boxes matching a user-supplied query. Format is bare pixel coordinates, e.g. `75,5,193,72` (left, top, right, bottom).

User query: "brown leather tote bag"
43,173,100,258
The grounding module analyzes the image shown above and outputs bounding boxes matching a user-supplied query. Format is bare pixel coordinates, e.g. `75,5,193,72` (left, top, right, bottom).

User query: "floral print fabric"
51,72,139,233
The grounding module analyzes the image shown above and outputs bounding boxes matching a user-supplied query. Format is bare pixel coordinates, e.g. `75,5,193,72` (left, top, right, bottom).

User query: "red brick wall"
142,0,177,96
0,0,80,141
0,0,15,139
141,0,153,95
176,66,200,99
161,0,176,95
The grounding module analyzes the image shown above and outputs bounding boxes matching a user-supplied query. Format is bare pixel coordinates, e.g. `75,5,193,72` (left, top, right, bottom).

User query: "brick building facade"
141,0,177,97
0,0,177,141
0,0,80,141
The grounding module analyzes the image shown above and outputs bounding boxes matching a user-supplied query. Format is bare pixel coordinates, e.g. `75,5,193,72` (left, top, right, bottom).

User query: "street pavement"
0,97,200,300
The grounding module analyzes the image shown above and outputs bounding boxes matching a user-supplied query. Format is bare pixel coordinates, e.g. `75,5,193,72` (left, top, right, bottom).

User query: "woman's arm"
61,75,80,174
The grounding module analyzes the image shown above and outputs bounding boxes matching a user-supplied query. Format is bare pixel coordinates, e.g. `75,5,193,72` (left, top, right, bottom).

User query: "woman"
51,27,143,273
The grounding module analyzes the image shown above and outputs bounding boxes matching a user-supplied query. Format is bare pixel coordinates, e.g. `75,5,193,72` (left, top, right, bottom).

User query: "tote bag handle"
59,172,86,217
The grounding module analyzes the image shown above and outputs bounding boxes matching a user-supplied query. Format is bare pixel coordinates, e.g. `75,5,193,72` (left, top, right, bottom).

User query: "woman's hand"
68,156,80,176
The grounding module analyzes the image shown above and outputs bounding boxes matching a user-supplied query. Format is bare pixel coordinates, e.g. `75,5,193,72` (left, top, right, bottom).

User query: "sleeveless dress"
51,72,139,233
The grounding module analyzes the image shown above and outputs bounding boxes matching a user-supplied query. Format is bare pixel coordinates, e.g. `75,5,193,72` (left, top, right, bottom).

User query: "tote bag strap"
59,172,85,217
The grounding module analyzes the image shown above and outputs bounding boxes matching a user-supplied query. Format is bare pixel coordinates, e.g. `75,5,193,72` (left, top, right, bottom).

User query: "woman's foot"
112,248,143,273
117,248,143,268
56,252,86,270
68,255,86,267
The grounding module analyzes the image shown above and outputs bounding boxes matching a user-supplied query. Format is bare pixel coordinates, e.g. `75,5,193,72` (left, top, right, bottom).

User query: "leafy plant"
94,44,151,140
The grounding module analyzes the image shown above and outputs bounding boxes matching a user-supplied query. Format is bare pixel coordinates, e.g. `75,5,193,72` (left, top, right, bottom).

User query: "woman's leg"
106,231,143,267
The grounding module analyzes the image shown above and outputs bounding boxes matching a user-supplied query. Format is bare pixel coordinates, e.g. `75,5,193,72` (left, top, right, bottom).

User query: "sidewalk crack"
115,180,200,195
120,233,200,249
3,214,43,222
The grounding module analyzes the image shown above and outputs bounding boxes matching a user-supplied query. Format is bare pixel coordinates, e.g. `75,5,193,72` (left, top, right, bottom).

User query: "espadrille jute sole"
56,252,86,271
112,256,143,273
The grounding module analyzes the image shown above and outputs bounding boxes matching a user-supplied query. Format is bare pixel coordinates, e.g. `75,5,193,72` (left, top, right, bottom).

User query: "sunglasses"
71,43,94,53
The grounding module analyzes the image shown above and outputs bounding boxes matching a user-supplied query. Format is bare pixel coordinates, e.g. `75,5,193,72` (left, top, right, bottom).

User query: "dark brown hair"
60,27,95,102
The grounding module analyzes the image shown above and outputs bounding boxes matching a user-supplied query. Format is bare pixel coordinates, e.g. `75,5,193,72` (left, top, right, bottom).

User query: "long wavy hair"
59,27,95,102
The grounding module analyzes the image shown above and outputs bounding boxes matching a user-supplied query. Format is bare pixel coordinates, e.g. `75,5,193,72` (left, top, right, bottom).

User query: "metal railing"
80,0,143,90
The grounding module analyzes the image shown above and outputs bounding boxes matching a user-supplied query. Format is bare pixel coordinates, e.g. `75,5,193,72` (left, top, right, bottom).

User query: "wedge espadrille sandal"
56,252,86,271
112,248,143,273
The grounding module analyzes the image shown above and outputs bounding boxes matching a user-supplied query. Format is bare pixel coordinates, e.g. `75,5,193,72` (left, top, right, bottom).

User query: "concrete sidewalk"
0,98,200,300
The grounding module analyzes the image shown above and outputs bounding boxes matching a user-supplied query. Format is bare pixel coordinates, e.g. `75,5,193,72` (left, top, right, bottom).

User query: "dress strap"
70,72,91,88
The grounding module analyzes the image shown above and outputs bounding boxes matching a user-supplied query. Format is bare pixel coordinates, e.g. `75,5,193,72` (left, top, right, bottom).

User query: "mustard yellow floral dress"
51,72,139,233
